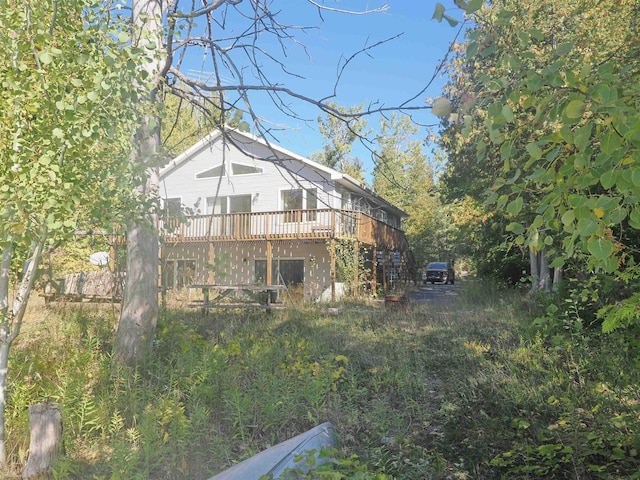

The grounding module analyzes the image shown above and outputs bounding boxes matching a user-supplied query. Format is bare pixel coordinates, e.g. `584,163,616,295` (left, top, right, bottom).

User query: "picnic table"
187,284,287,313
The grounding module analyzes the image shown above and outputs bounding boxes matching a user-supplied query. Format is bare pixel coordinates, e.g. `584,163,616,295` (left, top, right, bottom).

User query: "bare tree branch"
305,0,390,15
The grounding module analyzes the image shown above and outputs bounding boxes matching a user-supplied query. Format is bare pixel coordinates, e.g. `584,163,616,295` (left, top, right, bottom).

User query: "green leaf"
573,123,592,152
629,208,640,229
601,131,622,154
443,13,459,27
561,210,575,226
587,237,615,260
38,51,54,65
466,41,479,57
466,0,483,13
600,170,617,189
507,222,525,234
565,99,584,119
432,3,446,22
502,104,514,123
526,142,542,160
506,196,523,216
87,91,100,102
631,168,640,187
606,207,627,225
577,217,598,236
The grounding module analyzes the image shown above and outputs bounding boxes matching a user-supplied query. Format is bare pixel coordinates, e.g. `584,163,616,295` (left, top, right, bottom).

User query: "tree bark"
113,217,159,367
21,403,62,480
0,246,11,464
538,250,551,293
552,266,563,291
112,0,166,368
529,248,539,294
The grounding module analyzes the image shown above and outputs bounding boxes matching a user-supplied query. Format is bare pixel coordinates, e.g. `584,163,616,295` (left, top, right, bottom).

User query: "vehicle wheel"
431,281,435,284
450,278,455,285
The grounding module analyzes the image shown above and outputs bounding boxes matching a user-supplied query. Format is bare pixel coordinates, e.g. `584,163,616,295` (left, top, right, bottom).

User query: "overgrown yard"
4,281,640,479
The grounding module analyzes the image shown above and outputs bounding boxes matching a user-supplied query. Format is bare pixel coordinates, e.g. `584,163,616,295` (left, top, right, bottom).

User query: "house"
158,128,414,301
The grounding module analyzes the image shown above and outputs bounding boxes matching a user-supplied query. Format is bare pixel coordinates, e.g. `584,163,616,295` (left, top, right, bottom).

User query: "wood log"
22,403,62,480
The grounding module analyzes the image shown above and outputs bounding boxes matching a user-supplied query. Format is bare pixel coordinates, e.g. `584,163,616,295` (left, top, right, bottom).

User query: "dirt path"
408,281,462,306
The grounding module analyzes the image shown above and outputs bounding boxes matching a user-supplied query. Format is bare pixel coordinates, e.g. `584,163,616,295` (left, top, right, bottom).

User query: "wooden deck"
161,208,409,250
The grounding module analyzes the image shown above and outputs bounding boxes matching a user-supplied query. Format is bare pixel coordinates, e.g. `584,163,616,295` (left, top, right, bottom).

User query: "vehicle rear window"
427,262,447,269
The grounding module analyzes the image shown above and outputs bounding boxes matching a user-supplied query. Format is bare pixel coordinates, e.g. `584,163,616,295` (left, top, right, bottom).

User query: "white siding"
160,132,339,214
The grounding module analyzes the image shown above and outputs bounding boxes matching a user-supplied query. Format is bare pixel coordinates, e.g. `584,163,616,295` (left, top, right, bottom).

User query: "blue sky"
184,1,465,179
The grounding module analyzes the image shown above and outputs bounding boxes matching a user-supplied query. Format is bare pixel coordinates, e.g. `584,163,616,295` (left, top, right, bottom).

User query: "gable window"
196,165,225,179
196,163,262,179
232,163,262,175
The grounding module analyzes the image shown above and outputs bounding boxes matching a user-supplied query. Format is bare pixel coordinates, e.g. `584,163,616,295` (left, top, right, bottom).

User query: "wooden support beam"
353,241,359,298
330,239,336,302
266,240,273,285
372,246,377,297
207,242,215,284
382,250,388,293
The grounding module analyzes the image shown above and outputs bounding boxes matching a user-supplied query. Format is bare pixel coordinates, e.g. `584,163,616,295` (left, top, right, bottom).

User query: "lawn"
4,280,640,478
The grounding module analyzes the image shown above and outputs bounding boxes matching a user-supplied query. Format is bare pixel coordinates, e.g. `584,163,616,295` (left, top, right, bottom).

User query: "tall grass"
2,281,639,479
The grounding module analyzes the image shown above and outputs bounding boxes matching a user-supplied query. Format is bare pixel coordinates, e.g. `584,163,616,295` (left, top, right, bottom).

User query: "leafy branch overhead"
439,0,640,328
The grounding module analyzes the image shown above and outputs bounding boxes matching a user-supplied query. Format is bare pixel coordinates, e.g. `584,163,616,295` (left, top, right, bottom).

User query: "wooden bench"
41,272,123,304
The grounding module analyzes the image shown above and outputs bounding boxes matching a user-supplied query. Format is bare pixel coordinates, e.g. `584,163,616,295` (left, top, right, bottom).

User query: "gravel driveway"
408,281,461,306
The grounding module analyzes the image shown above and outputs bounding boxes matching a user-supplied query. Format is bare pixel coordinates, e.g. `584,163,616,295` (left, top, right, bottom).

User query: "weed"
3,279,640,478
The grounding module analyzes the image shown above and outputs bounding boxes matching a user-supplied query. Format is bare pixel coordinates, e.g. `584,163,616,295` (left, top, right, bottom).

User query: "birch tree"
0,0,145,464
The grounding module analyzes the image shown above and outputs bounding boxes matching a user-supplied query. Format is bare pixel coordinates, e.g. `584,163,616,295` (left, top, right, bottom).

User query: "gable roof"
160,127,408,218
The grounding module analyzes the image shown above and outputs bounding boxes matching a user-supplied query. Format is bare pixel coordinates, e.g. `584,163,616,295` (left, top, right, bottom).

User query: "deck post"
372,246,377,297
207,242,215,284
109,242,116,273
330,239,336,302
382,250,388,293
266,240,273,285
159,243,165,308
353,241,359,298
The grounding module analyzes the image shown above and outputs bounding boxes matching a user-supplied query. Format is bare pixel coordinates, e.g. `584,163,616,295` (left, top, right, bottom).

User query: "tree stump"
22,403,62,480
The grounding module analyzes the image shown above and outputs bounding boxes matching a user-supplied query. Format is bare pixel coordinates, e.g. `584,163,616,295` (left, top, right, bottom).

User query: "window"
163,259,195,290
281,189,303,222
255,259,304,286
196,163,262,179
232,163,262,175
163,198,182,229
196,165,225,179
206,195,252,215
306,188,318,221
341,191,351,210
206,196,227,215
229,195,252,213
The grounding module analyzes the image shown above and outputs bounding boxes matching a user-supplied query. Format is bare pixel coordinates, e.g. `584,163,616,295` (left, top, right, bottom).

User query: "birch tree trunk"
0,246,11,464
0,230,47,464
538,250,551,293
552,266,563,291
112,0,167,367
529,248,540,294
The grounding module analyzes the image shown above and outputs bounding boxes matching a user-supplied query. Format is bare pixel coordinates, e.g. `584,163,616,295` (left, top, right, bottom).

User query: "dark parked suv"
422,261,455,285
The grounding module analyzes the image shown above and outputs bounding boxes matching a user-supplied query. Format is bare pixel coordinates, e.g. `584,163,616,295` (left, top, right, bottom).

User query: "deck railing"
161,208,408,250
